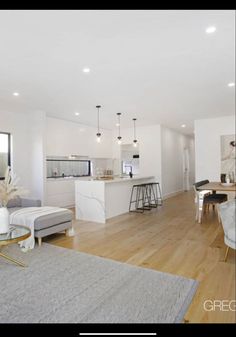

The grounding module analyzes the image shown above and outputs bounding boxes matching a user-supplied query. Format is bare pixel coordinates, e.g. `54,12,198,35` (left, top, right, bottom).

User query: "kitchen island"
75,176,155,223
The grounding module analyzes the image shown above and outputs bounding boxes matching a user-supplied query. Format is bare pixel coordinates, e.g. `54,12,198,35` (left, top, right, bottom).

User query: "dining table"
197,182,236,193
196,182,236,223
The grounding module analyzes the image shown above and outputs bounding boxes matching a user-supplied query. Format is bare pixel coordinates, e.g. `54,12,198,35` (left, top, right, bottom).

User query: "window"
0,132,11,179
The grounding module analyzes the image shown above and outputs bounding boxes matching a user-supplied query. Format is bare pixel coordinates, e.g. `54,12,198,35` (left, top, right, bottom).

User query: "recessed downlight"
13,92,19,96
116,123,120,127
228,82,235,87
205,26,216,34
75,112,80,116
181,124,186,128
83,68,90,73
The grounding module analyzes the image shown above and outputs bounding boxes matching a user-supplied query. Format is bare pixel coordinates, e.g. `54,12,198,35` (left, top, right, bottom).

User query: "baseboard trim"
163,190,185,200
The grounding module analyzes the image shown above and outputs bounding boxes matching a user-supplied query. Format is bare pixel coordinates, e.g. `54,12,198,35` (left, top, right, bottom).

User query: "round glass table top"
0,225,31,245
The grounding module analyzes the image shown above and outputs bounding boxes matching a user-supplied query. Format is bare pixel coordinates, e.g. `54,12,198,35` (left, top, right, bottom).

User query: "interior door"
183,147,190,191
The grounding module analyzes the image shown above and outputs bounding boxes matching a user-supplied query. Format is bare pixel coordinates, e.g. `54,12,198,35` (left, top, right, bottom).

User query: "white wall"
0,110,32,192
46,117,112,158
112,125,162,185
113,124,195,198
0,110,46,200
195,116,235,181
29,111,46,203
189,137,195,186
161,126,195,198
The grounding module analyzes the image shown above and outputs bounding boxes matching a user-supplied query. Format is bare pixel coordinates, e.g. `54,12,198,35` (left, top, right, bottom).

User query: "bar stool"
141,183,151,211
129,184,152,213
145,183,158,208
149,182,163,206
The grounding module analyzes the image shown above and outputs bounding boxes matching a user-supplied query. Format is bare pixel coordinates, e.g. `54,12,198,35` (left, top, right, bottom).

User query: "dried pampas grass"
0,167,28,207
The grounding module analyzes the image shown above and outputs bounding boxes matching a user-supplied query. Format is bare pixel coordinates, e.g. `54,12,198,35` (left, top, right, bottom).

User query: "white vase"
0,207,10,234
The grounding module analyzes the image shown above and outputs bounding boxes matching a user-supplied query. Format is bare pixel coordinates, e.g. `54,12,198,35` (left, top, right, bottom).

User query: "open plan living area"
0,9,235,333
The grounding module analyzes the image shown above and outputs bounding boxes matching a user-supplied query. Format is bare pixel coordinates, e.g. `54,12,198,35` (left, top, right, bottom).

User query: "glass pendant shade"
133,118,138,147
96,132,101,143
96,105,101,142
133,139,138,147
117,137,122,145
117,113,122,145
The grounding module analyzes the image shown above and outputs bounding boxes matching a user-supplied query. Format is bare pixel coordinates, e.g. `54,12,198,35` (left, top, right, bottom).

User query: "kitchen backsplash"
90,158,113,176
46,157,117,178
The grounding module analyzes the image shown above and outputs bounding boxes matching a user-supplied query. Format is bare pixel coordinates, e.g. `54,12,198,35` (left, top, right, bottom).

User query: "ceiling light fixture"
116,113,122,145
133,118,138,147
75,112,80,116
13,92,19,96
181,124,186,128
96,105,102,143
228,82,235,87
205,26,216,34
83,68,90,73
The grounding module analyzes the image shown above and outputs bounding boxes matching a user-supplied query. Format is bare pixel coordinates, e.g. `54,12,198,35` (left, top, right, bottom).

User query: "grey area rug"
0,243,198,323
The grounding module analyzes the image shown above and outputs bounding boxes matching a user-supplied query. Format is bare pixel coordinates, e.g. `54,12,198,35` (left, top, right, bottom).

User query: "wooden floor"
45,191,236,323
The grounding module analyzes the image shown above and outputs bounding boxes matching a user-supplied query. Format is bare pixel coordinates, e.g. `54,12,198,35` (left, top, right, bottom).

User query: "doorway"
183,147,190,191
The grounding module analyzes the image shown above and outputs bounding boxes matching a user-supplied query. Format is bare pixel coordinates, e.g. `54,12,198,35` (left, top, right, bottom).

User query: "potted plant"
0,167,27,234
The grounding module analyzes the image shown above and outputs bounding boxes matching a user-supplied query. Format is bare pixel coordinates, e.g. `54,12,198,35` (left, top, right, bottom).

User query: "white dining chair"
218,199,236,262
193,180,211,223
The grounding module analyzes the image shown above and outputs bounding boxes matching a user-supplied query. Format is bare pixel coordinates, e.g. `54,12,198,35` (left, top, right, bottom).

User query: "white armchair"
218,199,236,262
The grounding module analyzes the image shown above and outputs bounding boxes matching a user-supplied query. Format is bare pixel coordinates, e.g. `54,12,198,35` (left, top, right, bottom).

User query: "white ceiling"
0,10,235,134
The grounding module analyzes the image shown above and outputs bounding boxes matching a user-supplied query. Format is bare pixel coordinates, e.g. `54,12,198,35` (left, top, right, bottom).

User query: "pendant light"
116,113,122,145
133,118,138,147
96,105,101,143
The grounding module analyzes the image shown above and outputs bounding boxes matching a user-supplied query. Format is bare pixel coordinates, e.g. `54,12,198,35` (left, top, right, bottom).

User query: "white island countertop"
75,176,155,223
47,175,153,183
47,176,92,182
86,176,155,183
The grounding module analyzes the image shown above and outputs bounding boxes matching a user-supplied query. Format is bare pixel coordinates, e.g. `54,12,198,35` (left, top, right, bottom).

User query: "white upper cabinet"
46,117,112,159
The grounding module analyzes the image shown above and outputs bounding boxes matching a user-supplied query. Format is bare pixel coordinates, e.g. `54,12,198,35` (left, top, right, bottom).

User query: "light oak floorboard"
45,191,235,323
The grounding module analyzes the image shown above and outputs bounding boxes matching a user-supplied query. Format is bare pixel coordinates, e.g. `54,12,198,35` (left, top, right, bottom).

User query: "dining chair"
218,199,236,262
193,180,214,222
193,180,228,223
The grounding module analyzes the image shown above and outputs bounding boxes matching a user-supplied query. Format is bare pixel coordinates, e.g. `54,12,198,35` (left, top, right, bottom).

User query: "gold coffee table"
0,225,31,267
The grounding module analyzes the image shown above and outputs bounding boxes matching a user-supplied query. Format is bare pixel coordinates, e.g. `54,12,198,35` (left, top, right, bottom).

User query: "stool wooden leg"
216,205,221,224
65,228,75,237
224,246,230,262
37,237,42,246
